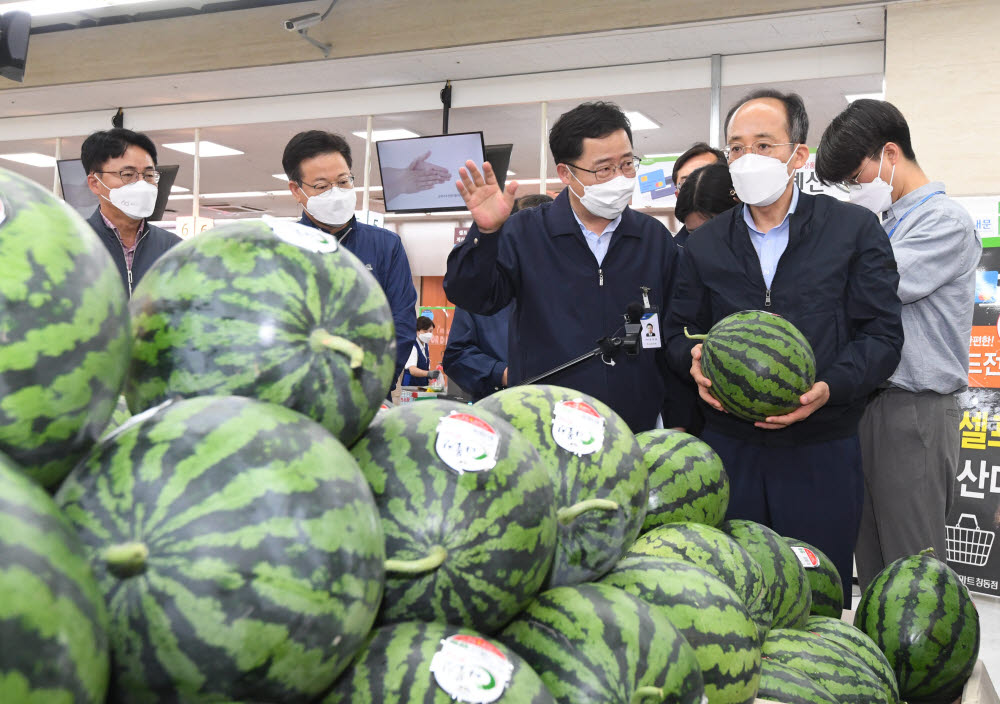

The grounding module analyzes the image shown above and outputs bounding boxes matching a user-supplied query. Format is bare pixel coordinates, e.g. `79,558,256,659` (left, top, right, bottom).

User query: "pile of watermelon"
0,166,984,704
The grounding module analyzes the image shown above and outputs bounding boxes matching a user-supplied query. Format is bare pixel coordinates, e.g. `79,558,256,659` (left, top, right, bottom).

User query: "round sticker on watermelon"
552,400,606,456
430,634,514,703
266,218,340,253
436,412,501,473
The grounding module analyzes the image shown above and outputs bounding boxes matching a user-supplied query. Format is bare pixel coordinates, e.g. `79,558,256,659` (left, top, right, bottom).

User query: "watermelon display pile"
0,165,986,704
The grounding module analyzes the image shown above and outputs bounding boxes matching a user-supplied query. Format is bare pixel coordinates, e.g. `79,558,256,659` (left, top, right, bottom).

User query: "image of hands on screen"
378,133,485,212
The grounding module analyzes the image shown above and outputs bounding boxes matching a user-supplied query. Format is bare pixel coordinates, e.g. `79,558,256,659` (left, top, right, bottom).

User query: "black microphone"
625,301,644,324
623,302,644,356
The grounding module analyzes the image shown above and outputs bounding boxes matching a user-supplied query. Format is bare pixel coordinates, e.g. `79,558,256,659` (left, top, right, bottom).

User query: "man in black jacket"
83,128,180,296
665,89,903,597
444,101,694,433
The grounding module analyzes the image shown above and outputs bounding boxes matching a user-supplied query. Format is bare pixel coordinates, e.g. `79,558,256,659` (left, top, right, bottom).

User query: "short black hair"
511,193,553,213
674,163,740,224
815,99,917,185
416,315,435,331
672,142,725,186
549,101,633,165
81,128,158,174
282,130,352,183
724,89,809,146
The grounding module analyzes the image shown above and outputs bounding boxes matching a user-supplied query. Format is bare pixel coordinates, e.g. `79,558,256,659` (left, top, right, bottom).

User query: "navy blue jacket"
299,214,417,381
401,339,430,387
665,193,904,446
86,207,181,297
442,305,512,400
443,190,693,433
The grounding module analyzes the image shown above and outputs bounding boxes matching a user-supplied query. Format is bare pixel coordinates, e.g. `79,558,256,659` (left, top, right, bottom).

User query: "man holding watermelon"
283,130,419,385
815,100,981,590
666,89,905,598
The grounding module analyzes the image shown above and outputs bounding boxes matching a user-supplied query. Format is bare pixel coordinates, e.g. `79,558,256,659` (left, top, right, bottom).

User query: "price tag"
430,635,514,703
552,400,606,456
267,218,339,253
435,412,500,474
790,545,820,569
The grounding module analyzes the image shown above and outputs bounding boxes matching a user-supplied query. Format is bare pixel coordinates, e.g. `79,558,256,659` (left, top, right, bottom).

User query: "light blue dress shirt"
571,209,622,266
743,186,800,289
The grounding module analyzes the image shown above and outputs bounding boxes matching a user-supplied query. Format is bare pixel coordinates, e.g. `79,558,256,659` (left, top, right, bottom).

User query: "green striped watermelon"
762,629,893,704
854,551,980,703
685,310,815,422
757,659,837,704
0,451,109,704
804,615,899,703
499,583,705,704
126,219,395,447
475,385,647,587
626,523,772,641
635,429,729,531
350,400,557,633
323,621,556,703
0,167,131,488
600,556,760,704
99,396,132,440
721,520,811,630
782,538,843,619
54,396,385,703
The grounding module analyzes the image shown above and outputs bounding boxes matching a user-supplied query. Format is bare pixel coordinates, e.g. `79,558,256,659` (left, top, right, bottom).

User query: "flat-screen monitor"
57,159,178,221
485,144,513,191
377,132,485,213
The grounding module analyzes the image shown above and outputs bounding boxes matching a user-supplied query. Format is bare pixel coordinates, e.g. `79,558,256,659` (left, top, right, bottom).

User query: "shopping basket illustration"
947,513,995,566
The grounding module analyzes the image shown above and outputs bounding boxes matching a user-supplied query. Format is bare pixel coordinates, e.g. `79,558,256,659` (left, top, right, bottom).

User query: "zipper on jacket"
599,268,604,287
127,268,133,296
126,227,149,298
765,288,771,307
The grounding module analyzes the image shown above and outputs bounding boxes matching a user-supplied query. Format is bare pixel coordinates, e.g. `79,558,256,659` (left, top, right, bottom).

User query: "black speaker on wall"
0,11,31,83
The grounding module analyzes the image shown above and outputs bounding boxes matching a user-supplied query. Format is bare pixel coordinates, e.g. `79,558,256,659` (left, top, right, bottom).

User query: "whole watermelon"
126,219,395,447
805,615,899,703
635,429,728,531
55,396,385,703
626,522,772,640
0,167,131,487
782,538,844,619
323,621,556,703
499,583,705,704
0,452,109,703
350,400,556,633
600,556,760,704
763,628,894,704
854,551,980,703
757,660,838,704
687,310,815,422
721,520,811,629
476,385,647,586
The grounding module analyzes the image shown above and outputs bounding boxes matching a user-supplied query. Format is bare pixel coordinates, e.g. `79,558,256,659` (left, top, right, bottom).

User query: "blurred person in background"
401,316,439,387
673,162,741,234
670,142,726,245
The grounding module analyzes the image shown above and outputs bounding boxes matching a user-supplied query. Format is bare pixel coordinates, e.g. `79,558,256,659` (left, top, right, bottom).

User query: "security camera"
283,13,321,31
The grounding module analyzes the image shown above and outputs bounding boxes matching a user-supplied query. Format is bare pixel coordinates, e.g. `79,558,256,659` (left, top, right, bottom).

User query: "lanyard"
887,191,945,238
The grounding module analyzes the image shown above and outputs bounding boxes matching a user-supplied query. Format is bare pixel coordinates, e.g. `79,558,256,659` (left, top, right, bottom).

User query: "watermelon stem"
683,327,708,341
104,542,149,579
631,686,664,702
556,499,620,525
384,545,448,574
309,329,365,368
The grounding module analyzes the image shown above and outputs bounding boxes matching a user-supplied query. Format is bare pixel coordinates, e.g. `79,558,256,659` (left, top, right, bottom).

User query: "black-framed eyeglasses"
723,141,796,161
565,156,641,182
95,168,160,185
298,175,356,192
834,153,876,193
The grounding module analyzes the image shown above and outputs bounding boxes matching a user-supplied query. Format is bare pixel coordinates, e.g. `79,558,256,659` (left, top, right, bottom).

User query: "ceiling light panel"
163,141,244,157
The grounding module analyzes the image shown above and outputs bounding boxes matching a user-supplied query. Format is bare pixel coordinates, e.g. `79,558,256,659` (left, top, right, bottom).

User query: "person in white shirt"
401,316,439,386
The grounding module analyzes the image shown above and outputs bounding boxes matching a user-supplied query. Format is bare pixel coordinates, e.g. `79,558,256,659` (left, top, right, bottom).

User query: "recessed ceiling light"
351,129,420,142
642,153,682,159
170,185,189,193
0,152,56,167
272,173,289,182
201,191,268,198
3,0,162,17
163,141,244,157
624,111,661,131
845,92,885,103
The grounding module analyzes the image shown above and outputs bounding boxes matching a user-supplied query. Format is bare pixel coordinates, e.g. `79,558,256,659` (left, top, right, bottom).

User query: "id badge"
641,308,662,349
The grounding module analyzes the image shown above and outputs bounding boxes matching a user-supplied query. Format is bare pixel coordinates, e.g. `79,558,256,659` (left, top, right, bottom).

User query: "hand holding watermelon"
456,160,519,234
754,380,830,430
689,344,727,413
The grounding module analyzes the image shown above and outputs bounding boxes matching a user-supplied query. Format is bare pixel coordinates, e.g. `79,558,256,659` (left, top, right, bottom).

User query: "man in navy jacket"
283,130,418,383
442,304,512,401
665,89,903,597
444,101,693,433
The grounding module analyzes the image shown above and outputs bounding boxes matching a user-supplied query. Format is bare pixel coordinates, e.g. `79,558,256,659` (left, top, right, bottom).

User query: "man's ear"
556,163,573,187
792,143,811,171
87,172,104,198
882,142,902,166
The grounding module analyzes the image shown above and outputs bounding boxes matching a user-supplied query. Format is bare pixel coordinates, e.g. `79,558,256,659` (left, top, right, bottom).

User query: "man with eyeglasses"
82,128,180,296
665,89,904,598
444,101,695,433
815,99,981,590
282,130,418,386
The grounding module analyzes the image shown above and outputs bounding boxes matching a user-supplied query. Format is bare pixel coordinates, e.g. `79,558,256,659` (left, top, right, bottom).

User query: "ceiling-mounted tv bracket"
283,0,339,58
440,80,452,134
112,108,124,128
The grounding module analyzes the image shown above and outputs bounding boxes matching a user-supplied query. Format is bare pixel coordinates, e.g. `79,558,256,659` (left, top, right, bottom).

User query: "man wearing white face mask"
444,101,695,433
83,129,181,297
816,99,981,590
666,90,904,599
283,130,418,386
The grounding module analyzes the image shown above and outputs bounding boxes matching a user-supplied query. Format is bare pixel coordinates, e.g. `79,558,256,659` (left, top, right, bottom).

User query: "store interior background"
1,0,998,682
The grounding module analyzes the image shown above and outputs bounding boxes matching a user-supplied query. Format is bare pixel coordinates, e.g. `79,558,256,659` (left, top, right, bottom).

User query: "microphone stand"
515,336,625,387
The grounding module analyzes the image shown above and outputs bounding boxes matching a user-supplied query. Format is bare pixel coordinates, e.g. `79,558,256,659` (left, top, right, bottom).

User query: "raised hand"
456,160,519,234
